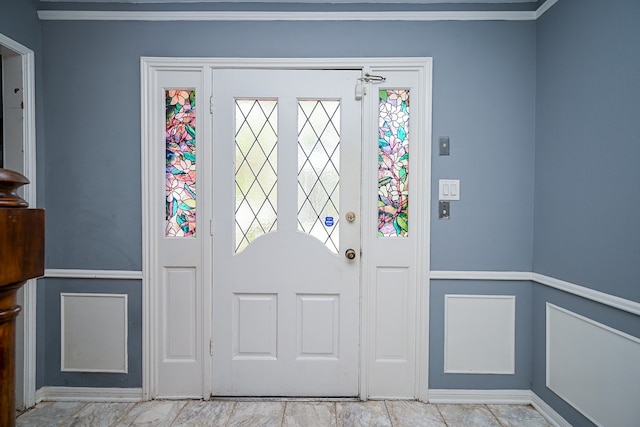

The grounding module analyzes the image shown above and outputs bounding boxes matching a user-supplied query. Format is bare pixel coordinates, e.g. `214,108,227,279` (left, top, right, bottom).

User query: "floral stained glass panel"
378,89,409,237
165,89,196,237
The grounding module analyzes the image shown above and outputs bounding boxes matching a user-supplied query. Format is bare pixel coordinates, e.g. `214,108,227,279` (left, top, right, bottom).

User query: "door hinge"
209,339,213,356
209,219,214,236
209,96,214,115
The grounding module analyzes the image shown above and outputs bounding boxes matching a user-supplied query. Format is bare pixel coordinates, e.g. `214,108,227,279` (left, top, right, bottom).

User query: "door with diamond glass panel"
212,69,361,396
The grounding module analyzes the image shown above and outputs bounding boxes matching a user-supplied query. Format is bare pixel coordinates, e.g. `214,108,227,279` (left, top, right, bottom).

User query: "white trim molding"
430,270,531,281
536,0,558,19
45,269,143,280
428,389,569,427
36,387,143,403
37,0,560,22
0,31,38,410
430,270,640,317
38,10,537,22
532,273,640,316
428,388,531,405
530,392,571,427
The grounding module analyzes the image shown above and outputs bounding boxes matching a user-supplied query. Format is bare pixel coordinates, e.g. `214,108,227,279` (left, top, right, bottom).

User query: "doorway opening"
141,58,432,401
0,33,37,410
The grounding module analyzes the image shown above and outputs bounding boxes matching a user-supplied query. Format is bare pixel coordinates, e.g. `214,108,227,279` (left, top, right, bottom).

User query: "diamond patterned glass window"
235,99,278,253
297,100,341,253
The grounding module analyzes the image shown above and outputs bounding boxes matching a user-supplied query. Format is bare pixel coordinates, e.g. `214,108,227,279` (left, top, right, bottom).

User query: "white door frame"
141,57,432,401
1,32,38,409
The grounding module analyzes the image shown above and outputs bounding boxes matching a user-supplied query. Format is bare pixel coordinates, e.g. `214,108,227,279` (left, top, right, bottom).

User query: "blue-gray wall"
35,16,535,389
534,0,640,303
531,1,640,424
4,1,638,422
38,19,536,271
0,0,39,51
0,0,46,204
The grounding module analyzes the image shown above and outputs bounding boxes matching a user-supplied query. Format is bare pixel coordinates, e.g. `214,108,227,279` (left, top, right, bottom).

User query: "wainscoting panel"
163,268,198,361
547,303,640,426
445,295,515,374
61,293,128,373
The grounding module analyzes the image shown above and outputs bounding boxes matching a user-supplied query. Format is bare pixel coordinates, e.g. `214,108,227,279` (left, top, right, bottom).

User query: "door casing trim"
1,32,38,410
141,57,432,401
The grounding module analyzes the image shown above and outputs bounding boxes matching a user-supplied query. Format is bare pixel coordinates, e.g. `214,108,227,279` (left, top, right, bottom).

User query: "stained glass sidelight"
166,89,196,237
297,100,341,253
378,89,409,237
235,99,278,252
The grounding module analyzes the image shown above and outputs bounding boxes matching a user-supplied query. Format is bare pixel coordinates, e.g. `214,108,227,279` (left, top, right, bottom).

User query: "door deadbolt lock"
345,212,356,222
345,248,357,260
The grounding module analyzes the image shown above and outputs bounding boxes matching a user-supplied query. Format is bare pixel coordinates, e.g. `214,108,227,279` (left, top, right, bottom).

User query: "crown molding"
37,9,539,21
536,0,558,19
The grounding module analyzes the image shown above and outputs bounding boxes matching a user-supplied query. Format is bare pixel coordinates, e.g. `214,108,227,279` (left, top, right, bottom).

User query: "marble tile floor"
16,399,553,427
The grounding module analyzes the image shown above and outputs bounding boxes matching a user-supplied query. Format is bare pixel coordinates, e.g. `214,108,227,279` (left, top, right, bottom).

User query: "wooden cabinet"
0,169,44,427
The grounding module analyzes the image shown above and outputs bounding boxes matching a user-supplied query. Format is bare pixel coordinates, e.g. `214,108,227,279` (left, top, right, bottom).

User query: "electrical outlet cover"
439,136,450,155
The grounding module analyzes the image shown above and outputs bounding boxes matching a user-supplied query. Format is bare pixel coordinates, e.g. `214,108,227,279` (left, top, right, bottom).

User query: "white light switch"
439,179,460,201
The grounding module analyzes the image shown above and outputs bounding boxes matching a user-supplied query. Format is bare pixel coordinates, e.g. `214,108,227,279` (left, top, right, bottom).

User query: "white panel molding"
61,293,128,373
36,387,142,403
38,10,537,22
45,269,143,280
444,295,515,374
428,390,568,427
430,270,640,316
546,303,640,427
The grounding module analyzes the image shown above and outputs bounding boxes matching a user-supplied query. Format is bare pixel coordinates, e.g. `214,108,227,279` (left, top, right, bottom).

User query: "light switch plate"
439,179,460,201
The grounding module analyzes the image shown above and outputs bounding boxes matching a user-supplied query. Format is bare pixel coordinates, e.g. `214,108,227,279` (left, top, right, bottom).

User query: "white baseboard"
36,387,143,403
428,389,531,404
428,389,569,427
531,392,571,427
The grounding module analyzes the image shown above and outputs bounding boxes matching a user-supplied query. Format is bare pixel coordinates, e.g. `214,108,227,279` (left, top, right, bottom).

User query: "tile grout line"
169,400,190,426
434,403,450,427
383,400,394,427
484,404,507,427
281,401,288,427
66,401,90,425
113,401,138,426
223,400,238,427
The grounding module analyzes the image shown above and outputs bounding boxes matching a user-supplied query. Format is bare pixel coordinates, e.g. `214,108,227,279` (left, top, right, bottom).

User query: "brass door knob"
345,249,357,260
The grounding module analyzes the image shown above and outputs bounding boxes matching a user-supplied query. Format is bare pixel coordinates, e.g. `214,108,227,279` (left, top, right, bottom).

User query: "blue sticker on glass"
324,216,334,227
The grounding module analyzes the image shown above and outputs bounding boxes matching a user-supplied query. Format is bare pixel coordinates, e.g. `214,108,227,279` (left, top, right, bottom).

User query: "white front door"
212,69,361,396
